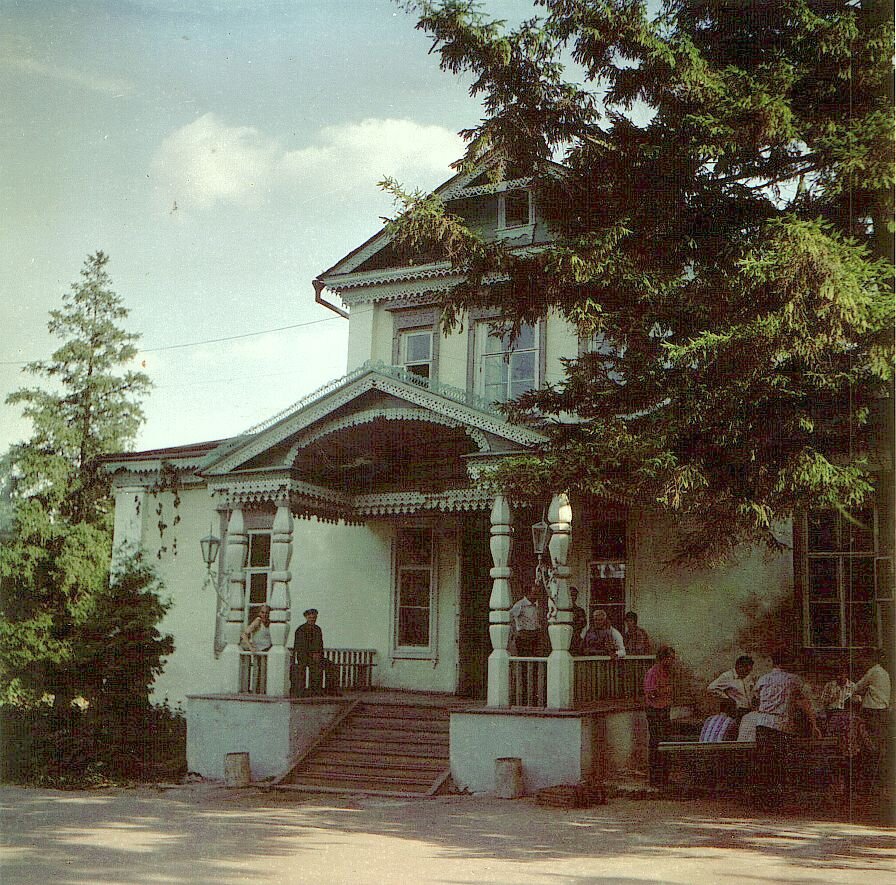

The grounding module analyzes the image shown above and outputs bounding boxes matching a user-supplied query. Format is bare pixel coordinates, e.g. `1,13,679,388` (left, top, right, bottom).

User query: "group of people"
508,583,654,658
647,646,892,803
239,606,338,697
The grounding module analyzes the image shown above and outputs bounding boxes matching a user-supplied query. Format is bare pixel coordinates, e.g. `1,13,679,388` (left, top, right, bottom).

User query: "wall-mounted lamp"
200,532,221,571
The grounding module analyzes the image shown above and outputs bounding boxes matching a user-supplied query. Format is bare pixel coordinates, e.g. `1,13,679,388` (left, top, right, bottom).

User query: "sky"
1,0,539,454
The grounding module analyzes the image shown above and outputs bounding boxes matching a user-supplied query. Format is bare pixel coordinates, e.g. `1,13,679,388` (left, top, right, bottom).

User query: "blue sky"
1,0,538,452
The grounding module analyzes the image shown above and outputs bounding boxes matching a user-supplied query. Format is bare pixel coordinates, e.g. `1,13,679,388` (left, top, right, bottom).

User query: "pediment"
201,364,544,485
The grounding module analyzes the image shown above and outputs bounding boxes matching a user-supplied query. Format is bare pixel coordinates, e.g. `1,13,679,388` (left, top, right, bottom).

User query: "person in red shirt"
643,645,676,787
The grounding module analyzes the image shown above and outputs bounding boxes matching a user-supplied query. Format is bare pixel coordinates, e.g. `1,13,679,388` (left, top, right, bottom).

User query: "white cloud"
151,114,463,212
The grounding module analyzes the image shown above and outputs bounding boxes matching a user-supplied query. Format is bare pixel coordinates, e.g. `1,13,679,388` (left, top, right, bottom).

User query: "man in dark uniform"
291,608,324,696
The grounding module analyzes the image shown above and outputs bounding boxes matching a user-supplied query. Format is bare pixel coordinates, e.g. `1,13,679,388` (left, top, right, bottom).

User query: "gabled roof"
201,360,544,477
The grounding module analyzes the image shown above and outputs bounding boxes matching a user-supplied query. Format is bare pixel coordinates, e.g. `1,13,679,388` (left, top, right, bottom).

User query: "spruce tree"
0,252,160,706
389,0,894,560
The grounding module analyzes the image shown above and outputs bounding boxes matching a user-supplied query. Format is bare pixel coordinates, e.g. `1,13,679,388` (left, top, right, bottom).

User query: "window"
244,531,272,626
580,331,625,385
476,321,539,403
500,189,532,229
589,519,627,630
399,328,433,379
391,308,439,382
804,509,880,648
394,526,435,654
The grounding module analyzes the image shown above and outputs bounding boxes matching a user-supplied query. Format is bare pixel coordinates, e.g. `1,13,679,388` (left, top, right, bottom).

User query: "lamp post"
200,531,221,571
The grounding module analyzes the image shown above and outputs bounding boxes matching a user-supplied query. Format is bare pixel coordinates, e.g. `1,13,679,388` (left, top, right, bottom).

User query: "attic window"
501,189,532,229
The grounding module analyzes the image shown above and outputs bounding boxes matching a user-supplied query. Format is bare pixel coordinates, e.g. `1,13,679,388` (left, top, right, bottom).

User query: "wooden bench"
658,737,840,792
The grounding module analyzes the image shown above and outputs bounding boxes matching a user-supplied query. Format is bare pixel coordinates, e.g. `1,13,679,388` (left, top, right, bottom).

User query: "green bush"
0,701,186,787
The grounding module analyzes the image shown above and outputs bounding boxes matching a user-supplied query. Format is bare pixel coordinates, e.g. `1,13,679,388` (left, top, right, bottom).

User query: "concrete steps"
283,701,451,796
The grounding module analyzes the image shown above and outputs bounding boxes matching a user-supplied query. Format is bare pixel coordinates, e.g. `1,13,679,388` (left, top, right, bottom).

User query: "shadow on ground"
1,785,893,885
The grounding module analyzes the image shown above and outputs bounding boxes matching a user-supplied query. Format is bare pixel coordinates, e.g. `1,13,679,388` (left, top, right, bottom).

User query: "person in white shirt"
707,655,755,719
852,653,891,784
508,585,544,656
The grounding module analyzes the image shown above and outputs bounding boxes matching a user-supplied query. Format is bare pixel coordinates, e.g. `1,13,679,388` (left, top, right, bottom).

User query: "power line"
0,315,345,366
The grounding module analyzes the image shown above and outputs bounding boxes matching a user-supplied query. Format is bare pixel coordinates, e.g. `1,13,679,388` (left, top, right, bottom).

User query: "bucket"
224,752,251,787
495,757,523,798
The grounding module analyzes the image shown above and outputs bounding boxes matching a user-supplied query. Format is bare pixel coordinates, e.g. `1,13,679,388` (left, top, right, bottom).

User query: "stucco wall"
346,302,375,371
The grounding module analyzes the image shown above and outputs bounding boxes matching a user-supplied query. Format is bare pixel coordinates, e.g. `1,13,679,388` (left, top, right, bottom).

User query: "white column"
220,507,248,693
266,502,293,696
546,493,574,710
487,495,513,708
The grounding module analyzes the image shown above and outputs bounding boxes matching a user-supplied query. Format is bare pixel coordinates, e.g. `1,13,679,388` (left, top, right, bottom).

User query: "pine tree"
0,252,161,706
389,0,894,560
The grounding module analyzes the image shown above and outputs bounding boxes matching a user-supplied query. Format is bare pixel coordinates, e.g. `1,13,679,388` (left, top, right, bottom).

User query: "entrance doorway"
457,514,492,699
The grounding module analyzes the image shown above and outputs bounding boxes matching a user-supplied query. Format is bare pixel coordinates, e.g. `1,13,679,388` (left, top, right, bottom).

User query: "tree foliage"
389,0,894,559
0,252,164,709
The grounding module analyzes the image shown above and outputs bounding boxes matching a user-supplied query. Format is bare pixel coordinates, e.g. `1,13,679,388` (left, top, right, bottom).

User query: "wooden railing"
239,647,376,695
573,655,655,707
239,652,268,694
323,648,376,691
509,657,548,708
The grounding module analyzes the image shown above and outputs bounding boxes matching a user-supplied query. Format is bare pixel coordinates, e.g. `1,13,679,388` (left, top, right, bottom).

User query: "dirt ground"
1,783,894,885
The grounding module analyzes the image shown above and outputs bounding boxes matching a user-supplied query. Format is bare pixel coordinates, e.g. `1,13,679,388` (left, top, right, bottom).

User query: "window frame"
390,307,439,383
391,524,438,659
471,317,544,404
497,187,535,237
800,508,882,649
243,529,273,628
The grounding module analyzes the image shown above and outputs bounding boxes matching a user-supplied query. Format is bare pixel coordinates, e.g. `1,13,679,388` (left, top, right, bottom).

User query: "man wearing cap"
291,608,324,696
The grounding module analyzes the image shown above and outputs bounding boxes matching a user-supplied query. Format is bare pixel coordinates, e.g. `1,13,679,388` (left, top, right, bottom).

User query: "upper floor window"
394,526,436,656
400,328,433,379
245,530,272,626
391,308,439,383
475,321,540,403
803,508,881,648
497,188,534,235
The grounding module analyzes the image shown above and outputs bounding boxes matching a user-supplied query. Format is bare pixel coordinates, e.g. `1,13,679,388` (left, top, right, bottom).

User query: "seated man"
707,655,755,721
582,609,626,657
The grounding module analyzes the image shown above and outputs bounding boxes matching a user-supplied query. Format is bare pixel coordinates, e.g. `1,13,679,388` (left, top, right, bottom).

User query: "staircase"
279,700,452,797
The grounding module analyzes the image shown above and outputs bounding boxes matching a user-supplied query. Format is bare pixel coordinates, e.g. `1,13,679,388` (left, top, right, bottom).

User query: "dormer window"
498,188,534,235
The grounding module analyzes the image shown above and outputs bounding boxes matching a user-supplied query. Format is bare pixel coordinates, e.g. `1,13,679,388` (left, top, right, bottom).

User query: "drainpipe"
313,278,349,319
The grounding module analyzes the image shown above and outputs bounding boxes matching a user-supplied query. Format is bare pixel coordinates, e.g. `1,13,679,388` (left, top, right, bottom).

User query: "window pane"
510,350,535,383
504,190,529,227
847,557,875,602
399,570,430,607
848,603,877,646
845,509,874,552
515,323,535,350
398,528,431,567
249,533,271,567
807,557,838,600
249,573,268,605
808,511,838,552
809,603,841,647
404,331,432,363
406,363,430,379
398,608,430,646
484,354,508,387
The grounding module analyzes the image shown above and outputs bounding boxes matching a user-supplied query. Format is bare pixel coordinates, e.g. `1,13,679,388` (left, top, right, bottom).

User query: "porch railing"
239,652,268,694
324,648,376,691
509,657,548,708
239,647,376,695
573,655,655,707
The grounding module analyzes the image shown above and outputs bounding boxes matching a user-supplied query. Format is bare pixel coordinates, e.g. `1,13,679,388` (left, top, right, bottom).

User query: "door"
457,514,492,699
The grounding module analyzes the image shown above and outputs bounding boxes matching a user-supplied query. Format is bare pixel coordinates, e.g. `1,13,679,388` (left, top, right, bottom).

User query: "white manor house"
104,156,893,795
